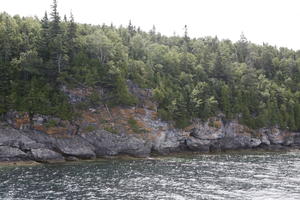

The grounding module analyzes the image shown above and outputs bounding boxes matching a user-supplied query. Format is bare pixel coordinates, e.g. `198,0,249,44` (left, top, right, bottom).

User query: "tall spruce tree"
49,0,63,75
67,12,76,63
50,0,61,37
38,12,50,61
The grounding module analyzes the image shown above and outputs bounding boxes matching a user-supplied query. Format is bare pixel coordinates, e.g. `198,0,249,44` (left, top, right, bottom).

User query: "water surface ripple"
1,151,300,199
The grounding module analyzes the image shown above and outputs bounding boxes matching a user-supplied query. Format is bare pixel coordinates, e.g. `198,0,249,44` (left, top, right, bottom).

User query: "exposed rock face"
79,130,151,157
0,127,151,163
186,137,211,152
151,130,187,154
31,149,65,163
259,128,296,146
1,113,300,164
185,118,300,152
23,130,96,159
0,146,28,162
3,83,299,163
190,119,225,140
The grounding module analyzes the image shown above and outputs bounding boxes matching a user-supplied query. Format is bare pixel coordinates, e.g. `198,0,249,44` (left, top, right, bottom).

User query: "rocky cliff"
1,113,300,163
1,84,300,163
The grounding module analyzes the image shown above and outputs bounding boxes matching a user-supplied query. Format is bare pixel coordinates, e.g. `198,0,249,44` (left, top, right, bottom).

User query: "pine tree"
50,0,61,37
67,12,77,63
149,25,156,42
127,20,135,37
220,85,231,117
0,63,11,116
236,32,248,63
38,12,50,61
49,0,63,75
183,25,191,71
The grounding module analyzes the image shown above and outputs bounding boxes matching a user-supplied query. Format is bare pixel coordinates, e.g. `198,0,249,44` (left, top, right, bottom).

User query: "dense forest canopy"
1,0,300,130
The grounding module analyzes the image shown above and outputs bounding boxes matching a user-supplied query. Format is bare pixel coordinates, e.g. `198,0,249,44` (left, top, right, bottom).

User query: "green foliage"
45,119,58,128
88,91,101,107
74,102,89,110
2,2,300,131
107,66,137,106
175,117,191,129
128,117,143,133
83,125,97,133
104,126,118,134
157,108,172,121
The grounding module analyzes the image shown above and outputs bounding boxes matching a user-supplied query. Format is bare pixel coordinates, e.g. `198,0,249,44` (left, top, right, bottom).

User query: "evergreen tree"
38,12,50,61
0,63,11,115
1,4,300,131
236,32,248,63
49,0,64,75
220,85,231,117
49,0,61,38
67,12,77,63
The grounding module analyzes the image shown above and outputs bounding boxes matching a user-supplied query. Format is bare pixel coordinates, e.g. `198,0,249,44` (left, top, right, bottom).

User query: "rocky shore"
1,117,300,164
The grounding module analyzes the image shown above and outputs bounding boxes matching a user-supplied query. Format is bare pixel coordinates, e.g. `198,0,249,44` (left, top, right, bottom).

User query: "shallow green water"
1,151,300,199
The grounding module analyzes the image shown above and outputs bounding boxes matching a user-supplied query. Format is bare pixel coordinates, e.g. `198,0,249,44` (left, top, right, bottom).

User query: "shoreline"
1,147,299,167
0,161,40,167
1,121,300,166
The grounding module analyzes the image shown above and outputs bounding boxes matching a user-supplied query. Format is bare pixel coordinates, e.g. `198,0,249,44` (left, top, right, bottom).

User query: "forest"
1,0,300,131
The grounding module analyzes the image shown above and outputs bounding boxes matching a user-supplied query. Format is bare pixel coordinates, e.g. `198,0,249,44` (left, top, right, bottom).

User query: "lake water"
1,151,300,200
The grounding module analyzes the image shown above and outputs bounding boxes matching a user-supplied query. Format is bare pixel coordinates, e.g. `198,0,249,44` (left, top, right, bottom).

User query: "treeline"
1,1,300,130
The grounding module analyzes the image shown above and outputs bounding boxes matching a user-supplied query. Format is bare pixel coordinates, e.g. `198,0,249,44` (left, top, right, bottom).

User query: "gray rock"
284,136,294,146
187,119,262,152
0,146,29,162
219,136,261,150
260,132,271,145
152,130,186,154
65,156,79,161
250,138,262,147
190,120,225,140
294,133,300,145
186,137,211,152
0,127,44,150
31,148,64,163
3,112,300,164
80,130,151,157
262,128,285,144
23,130,96,159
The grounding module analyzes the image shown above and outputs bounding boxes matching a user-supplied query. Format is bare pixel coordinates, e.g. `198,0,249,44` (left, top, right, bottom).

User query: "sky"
1,0,300,50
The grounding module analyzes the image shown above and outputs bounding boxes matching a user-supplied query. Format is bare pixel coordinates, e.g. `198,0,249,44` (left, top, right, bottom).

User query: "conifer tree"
38,12,50,61
49,0,63,75
67,12,77,63
50,0,61,37
0,63,11,115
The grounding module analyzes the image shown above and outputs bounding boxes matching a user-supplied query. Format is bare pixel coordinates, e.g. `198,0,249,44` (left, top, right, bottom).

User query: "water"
1,151,300,200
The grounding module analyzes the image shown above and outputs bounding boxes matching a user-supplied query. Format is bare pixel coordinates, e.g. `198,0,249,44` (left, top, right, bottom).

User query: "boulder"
190,119,225,140
0,146,29,162
186,137,211,152
31,148,64,163
23,130,96,159
260,128,296,145
294,133,300,145
79,130,151,157
264,128,285,144
0,127,44,150
260,132,271,145
151,130,187,154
